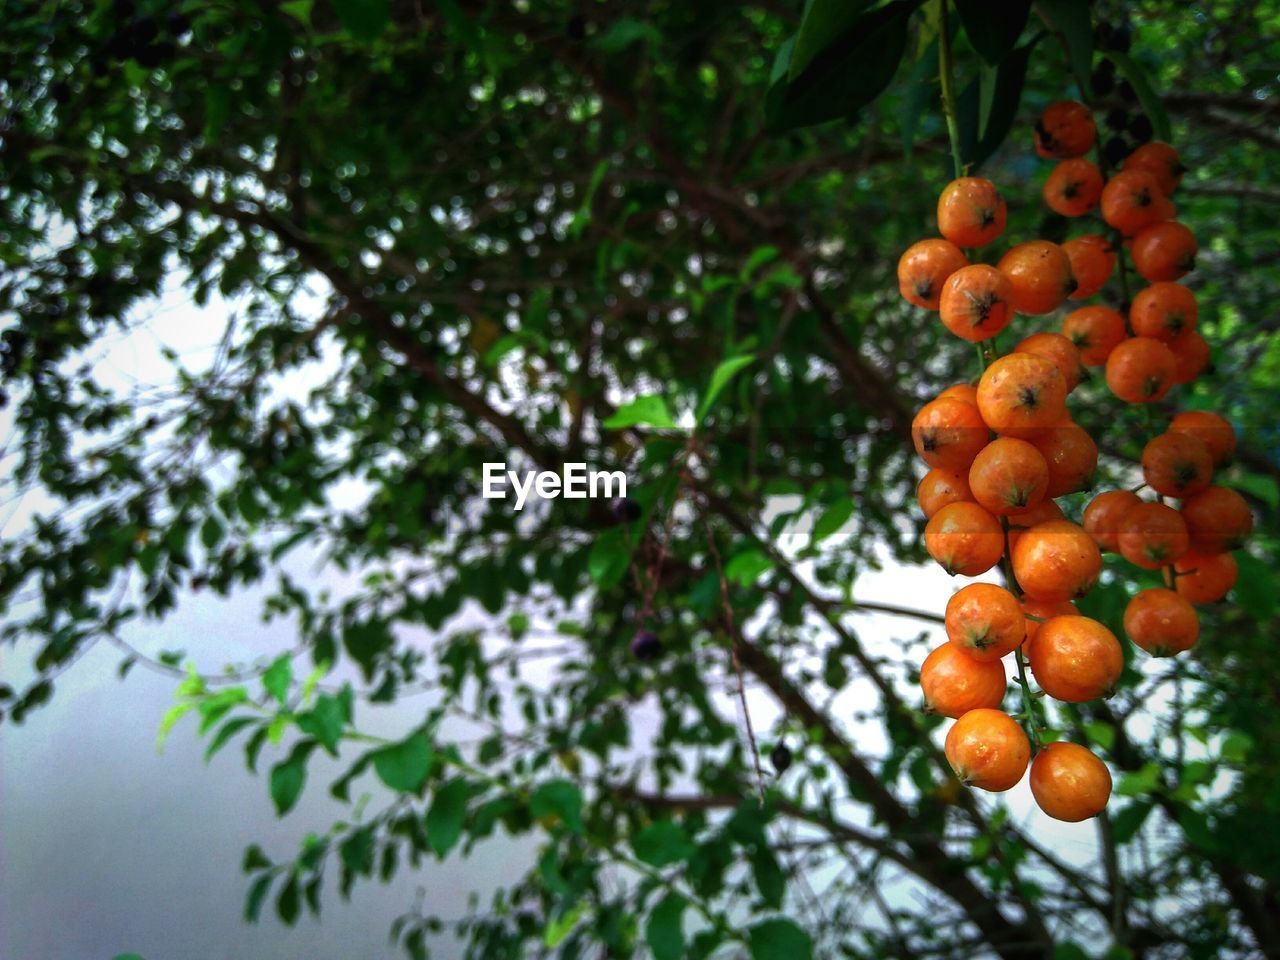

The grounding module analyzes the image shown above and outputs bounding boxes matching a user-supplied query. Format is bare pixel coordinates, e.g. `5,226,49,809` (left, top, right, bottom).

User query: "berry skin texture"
1014,332,1085,392
630,630,662,661
898,239,969,310
1011,519,1102,602
937,177,1007,248
1062,306,1127,366
1020,598,1079,658
1123,141,1185,197
998,241,1078,315
1006,499,1065,554
968,437,1050,515
1174,550,1238,604
944,583,1026,661
1062,235,1116,301
938,382,979,406
1101,169,1174,236
1105,336,1177,404
770,743,793,775
1032,422,1098,497
1043,159,1104,217
1118,502,1190,570
924,501,1006,577
1030,742,1113,822
1130,282,1197,341
1035,101,1097,159
1169,410,1236,467
1027,615,1124,703
1142,431,1213,498
917,467,972,519
938,264,1014,341
1169,329,1211,384
1083,489,1141,552
1180,487,1253,554
912,397,990,472
945,708,1030,792
920,641,1008,717
1124,588,1200,657
1131,221,1197,282
977,354,1069,440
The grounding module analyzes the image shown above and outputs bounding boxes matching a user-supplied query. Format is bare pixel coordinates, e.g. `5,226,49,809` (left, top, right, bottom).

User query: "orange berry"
1082,489,1141,552
1142,432,1213,498
1006,499,1065,554
1030,742,1112,822
998,241,1077,315
1168,410,1236,467
1118,501,1190,570
1101,169,1174,236
1130,282,1197,341
924,501,1005,577
1170,329,1211,384
1035,101,1097,159
938,264,1014,341
968,437,1050,515
945,583,1026,661
1174,550,1238,604
1062,305,1126,366
1027,615,1123,703
1062,235,1116,301
977,354,1069,440
920,641,1008,718
1105,336,1177,404
1013,332,1085,392
1020,598,1079,658
1180,486,1253,554
1123,142,1185,196
911,397,989,472
1011,519,1102,602
917,467,973,519
938,382,979,406
945,709,1030,792
1131,221,1197,282
898,238,970,309
1124,587,1200,657
1032,422,1098,497
1043,159,1104,216
937,177,1007,248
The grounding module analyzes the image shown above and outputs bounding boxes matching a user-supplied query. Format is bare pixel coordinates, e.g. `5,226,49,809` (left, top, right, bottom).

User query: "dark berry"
1117,80,1135,101
611,497,642,523
1093,23,1114,50
131,17,159,45
630,630,662,661
166,11,192,35
50,81,70,103
1128,114,1154,144
1103,136,1130,169
1111,24,1133,54
134,41,174,68
770,743,793,776
1104,107,1129,131
1090,67,1115,97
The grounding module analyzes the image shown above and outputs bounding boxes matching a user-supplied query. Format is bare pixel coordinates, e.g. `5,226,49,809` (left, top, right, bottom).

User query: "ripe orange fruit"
1123,141,1185,197
1174,550,1238,604
937,177,1007,248
938,382,979,406
945,583,1026,661
1124,587,1200,656
938,264,1014,341
1101,169,1174,236
1030,742,1112,822
998,241,1077,315
1062,235,1116,300
1082,489,1141,552
1013,332,1085,392
1043,158,1104,216
1032,422,1098,498
1011,519,1102,602
1027,615,1123,703
1118,501,1190,570
917,467,973,519
1141,431,1213,498
1105,336,1177,404
1169,329,1211,384
1035,101,1097,159
1168,410,1236,467
1180,486,1253,554
1020,598,1079,657
968,437,1050,515
1129,282,1197,341
976,354,1069,440
1131,221,1197,282
911,397,989,472
945,708,1030,792
920,641,1008,718
925,501,1005,577
1062,305,1126,366
1006,499,1065,554
898,239,969,309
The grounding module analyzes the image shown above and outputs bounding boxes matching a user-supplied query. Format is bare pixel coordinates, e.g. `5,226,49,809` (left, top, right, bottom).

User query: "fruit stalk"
937,0,965,179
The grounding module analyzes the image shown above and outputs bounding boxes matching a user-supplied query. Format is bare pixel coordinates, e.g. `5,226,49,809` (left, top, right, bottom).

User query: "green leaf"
269,740,317,816
1114,762,1162,797
602,394,678,430
296,693,347,755
900,37,939,153
725,548,773,586
245,874,272,923
812,497,855,543
332,0,389,41
543,901,587,948
592,18,662,53
789,0,876,80
749,918,813,960
1232,471,1279,509
1110,800,1154,844
1083,721,1115,751
1233,551,1275,621
156,701,194,752
645,894,687,960
957,36,1039,170
279,0,313,26
1107,53,1172,143
740,246,779,280
276,871,300,925
530,779,583,833
371,732,434,795
697,354,755,421
632,820,696,867
242,843,271,872
425,777,471,858
205,716,260,762
1036,0,1092,91
262,654,292,705
954,0,1032,65
587,528,631,589
751,846,786,908
1220,731,1253,763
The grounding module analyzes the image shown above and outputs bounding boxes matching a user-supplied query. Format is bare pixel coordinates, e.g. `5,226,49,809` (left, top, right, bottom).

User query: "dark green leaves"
332,0,390,42
1108,53,1172,143
371,732,434,795
954,0,1032,65
632,820,696,867
1036,0,1093,89
602,395,678,430
645,894,687,960
425,778,471,858
530,779,584,833
749,918,813,960
957,36,1041,171
270,740,318,816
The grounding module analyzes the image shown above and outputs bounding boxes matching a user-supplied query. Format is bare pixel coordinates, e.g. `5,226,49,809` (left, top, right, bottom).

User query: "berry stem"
937,0,965,179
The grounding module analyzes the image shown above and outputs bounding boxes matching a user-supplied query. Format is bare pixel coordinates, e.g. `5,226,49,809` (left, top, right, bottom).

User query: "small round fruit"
1035,101,1097,159
1118,501,1190,570
921,640,1009,718
1062,306,1126,366
1030,742,1112,822
938,382,979,406
770,742,793,775
945,583,1026,661
1020,598,1079,657
1105,336,1177,404
1062,235,1116,300
1131,221,1197,282
998,241,1077,315
945,709,1030,792
1033,422,1098,497
968,437,1050,515
1124,588,1200,656
898,238,970,309
1006,499,1065,554
1130,282,1197,341
1141,431,1213,498
1011,519,1102,602
911,397,990,472
1043,158,1104,216
1174,550,1238,604
917,467,973,519
1169,410,1236,467
1123,141,1185,196
1083,489,1141,552
925,501,1006,577
1170,329,1211,384
1180,487,1253,554
1013,332,1085,392
1101,169,1174,236
977,353,1069,440
938,177,1007,248
1027,615,1123,703
630,630,662,661
938,264,1014,341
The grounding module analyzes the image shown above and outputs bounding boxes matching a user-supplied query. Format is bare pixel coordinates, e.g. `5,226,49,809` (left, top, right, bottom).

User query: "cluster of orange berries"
899,100,1252,823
